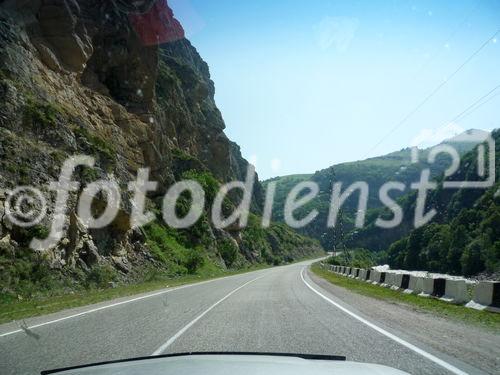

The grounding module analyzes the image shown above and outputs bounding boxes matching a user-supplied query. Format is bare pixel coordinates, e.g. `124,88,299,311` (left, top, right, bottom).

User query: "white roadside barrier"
466,281,500,312
358,269,367,280
365,269,372,282
419,277,435,297
382,273,396,288
369,270,380,283
385,273,407,290
441,279,469,304
419,277,446,298
319,262,498,312
370,270,386,284
406,275,424,294
350,268,359,278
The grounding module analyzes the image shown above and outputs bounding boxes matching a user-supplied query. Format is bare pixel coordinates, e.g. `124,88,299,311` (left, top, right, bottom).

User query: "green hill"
262,131,486,252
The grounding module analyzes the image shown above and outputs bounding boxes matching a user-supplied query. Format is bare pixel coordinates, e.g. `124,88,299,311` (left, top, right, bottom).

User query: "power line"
452,88,500,123
383,83,500,184
451,85,500,123
363,27,500,158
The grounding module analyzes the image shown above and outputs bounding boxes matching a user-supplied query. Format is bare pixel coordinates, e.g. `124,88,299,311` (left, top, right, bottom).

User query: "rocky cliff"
0,0,322,295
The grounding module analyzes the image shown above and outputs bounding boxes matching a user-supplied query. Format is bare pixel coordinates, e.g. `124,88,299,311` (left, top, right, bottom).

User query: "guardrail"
318,263,499,313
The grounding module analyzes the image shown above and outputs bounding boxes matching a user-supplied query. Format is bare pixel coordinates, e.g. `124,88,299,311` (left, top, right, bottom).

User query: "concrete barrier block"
419,277,446,297
407,276,424,294
370,270,383,283
420,277,435,296
392,274,410,289
442,279,469,304
358,269,367,280
470,282,500,310
383,273,395,287
394,274,404,288
386,273,404,289
401,274,410,289
345,267,351,275
350,268,359,278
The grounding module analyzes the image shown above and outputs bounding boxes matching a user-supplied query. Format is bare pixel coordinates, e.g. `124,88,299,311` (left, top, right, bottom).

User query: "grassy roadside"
0,256,323,325
310,263,500,330
0,265,268,325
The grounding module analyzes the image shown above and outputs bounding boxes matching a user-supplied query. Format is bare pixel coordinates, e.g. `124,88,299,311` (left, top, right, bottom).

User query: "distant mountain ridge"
263,129,490,250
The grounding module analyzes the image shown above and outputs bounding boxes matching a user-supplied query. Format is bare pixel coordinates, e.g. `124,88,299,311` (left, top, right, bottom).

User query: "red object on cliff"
129,0,185,46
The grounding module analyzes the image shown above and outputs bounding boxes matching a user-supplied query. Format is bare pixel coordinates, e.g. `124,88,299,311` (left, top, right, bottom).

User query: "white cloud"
410,122,465,148
270,158,282,172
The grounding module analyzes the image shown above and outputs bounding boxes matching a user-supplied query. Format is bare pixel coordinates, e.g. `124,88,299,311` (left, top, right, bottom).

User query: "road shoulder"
307,266,500,375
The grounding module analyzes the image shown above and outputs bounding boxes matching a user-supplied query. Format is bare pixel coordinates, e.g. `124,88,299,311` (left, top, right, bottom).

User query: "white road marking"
0,272,265,338
300,267,468,375
151,274,265,356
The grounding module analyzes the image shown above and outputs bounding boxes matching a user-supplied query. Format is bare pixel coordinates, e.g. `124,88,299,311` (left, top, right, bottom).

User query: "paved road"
0,260,486,375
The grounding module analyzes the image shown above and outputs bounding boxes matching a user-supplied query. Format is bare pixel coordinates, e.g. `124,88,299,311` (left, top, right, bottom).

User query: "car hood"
43,354,410,375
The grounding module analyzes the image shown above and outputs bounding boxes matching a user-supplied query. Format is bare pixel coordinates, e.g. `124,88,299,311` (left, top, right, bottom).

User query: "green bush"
24,99,60,129
85,265,118,288
219,238,238,267
326,248,384,268
144,222,206,275
184,249,205,274
182,170,220,204
0,248,67,298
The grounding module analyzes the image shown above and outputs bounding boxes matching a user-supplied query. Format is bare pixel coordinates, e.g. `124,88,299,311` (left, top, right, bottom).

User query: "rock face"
0,1,322,291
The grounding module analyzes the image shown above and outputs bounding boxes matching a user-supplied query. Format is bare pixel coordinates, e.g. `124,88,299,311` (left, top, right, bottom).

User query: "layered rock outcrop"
0,1,321,291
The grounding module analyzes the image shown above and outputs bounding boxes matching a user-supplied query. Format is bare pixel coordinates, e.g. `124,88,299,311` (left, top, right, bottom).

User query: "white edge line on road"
0,271,265,338
151,274,266,356
300,267,468,375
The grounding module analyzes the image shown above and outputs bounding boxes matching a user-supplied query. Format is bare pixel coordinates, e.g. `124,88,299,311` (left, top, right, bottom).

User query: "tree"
387,238,408,269
447,224,468,274
461,238,485,276
404,227,425,270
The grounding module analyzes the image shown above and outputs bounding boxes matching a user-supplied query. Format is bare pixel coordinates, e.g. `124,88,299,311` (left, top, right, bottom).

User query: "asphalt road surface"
0,260,491,375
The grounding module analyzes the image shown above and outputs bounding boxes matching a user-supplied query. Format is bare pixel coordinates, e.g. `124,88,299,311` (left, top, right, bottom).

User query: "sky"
169,0,500,179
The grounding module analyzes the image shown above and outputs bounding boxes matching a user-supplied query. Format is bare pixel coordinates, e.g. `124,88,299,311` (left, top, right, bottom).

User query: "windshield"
0,1,499,375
